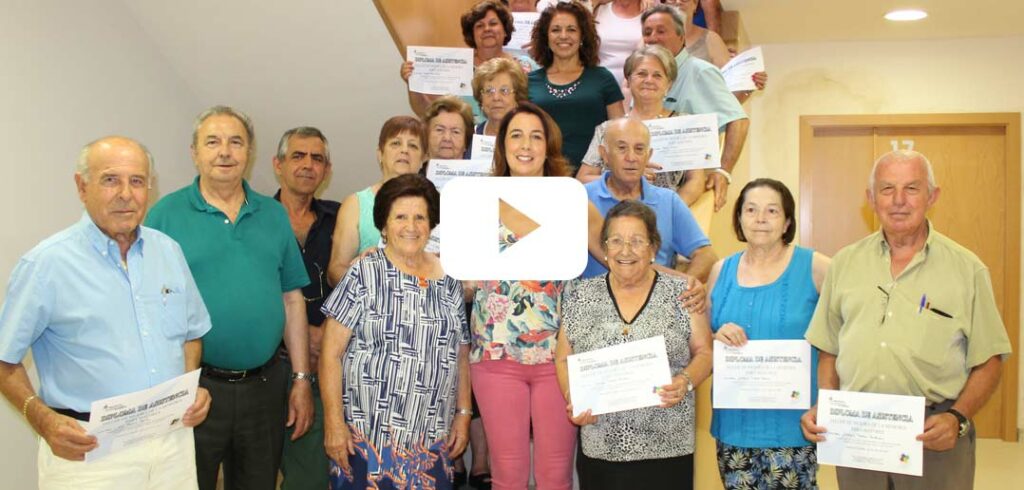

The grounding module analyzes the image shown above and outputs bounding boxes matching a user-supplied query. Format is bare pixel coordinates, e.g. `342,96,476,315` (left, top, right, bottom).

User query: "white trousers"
38,427,197,490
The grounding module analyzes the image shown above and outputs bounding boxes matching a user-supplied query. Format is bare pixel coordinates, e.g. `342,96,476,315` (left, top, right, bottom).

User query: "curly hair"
530,1,601,68
461,0,515,48
472,57,529,105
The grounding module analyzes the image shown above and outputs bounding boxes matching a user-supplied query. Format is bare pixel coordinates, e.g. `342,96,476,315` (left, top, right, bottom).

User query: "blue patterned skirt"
329,436,453,490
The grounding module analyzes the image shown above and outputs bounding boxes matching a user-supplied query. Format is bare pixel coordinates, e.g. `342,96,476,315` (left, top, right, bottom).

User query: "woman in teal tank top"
707,179,831,490
326,116,427,285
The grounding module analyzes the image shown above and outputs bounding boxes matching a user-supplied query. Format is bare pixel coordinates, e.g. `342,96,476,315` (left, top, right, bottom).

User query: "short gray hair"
641,4,687,37
76,136,154,184
868,150,937,195
191,105,256,164
623,45,678,85
276,127,331,164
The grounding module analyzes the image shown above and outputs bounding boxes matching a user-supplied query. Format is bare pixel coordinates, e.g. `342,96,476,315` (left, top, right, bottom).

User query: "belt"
52,407,90,422
201,356,278,382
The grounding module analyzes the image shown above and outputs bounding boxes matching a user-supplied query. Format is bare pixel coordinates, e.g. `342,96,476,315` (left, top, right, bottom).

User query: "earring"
650,258,655,264
380,232,388,244
604,256,609,262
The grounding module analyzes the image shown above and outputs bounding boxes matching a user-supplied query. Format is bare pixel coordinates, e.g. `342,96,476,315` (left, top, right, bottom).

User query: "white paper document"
712,339,811,409
86,369,201,462
817,389,925,476
507,12,540,59
407,46,474,96
721,46,765,92
566,335,673,417
470,134,496,162
426,159,494,191
644,114,721,172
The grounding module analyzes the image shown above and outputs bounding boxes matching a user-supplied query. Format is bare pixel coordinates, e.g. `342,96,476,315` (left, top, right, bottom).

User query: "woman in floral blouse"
467,102,606,490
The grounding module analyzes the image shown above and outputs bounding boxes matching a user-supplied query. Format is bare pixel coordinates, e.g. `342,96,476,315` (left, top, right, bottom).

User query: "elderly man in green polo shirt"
800,150,1012,490
146,106,314,490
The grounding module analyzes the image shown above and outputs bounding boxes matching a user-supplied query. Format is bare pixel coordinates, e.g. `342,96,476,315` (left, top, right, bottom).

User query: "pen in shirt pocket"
920,293,953,319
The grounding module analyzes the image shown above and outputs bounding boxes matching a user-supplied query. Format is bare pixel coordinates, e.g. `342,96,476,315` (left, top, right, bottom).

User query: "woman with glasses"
555,199,713,489
471,57,529,139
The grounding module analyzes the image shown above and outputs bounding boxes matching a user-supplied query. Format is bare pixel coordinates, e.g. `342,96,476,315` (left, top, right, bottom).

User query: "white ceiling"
727,0,1024,44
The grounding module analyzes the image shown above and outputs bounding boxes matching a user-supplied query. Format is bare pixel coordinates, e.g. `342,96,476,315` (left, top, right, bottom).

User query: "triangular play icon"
498,198,540,249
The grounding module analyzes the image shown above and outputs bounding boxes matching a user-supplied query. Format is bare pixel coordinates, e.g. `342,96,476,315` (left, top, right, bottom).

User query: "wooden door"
799,113,1021,441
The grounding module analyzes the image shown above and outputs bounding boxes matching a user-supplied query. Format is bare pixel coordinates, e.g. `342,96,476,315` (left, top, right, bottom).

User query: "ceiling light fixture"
885,9,928,21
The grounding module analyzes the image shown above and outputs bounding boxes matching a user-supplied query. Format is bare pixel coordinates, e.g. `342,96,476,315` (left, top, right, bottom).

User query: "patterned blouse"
469,222,564,365
562,273,696,462
321,250,468,468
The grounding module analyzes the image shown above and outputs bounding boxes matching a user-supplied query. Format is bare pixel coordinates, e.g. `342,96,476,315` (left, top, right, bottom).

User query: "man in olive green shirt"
801,150,1012,490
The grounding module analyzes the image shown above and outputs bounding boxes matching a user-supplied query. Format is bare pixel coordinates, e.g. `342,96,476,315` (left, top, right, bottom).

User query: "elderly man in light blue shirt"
583,118,717,282
641,4,750,212
0,136,212,489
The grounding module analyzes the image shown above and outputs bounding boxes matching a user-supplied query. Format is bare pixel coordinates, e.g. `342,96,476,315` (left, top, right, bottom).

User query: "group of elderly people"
1,2,1009,490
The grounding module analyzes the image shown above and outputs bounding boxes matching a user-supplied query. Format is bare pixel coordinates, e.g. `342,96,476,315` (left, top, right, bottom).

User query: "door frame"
799,113,1021,441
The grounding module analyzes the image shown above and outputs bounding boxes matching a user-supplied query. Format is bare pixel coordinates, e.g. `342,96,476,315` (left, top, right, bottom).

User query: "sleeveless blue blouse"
710,246,820,448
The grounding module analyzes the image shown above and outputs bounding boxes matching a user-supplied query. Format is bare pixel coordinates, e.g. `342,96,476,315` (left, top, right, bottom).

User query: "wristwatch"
946,408,970,438
291,372,314,382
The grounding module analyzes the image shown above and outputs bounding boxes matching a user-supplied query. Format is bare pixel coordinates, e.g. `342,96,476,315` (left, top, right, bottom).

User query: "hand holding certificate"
406,46,474,96
721,46,766,92
712,339,811,409
816,389,925,476
566,336,672,417
85,369,202,462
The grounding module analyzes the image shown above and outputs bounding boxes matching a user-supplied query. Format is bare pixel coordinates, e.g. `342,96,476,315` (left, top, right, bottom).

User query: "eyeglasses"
483,86,514,98
304,262,325,303
610,144,649,157
605,237,651,251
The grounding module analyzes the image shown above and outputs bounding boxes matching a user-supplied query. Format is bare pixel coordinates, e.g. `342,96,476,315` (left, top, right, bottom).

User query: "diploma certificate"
712,339,811,409
470,134,496,162
424,159,492,254
85,369,201,462
407,46,474,96
644,114,721,172
566,335,673,417
817,389,925,476
721,46,765,92
426,159,494,191
507,12,540,59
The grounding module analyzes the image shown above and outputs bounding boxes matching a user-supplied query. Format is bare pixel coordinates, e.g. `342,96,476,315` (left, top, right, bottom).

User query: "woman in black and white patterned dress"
555,200,713,489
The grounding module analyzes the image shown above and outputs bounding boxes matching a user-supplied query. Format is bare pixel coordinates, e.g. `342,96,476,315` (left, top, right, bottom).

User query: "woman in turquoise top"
527,1,625,175
327,116,426,285
707,178,830,490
